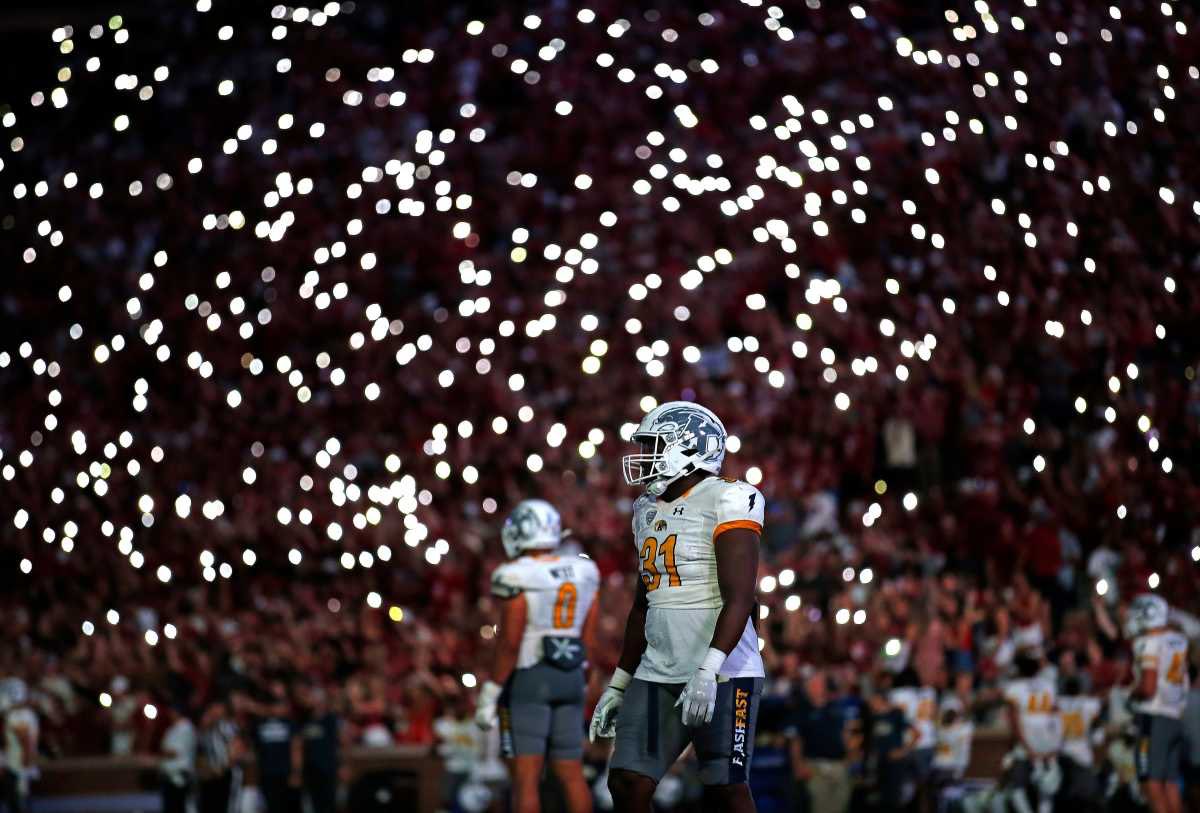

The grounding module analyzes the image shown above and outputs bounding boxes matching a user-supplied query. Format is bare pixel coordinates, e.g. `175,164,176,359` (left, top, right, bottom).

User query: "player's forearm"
616,588,649,674
19,731,34,768
1092,595,1118,639
1133,670,1155,699
709,594,755,656
582,599,600,653
491,641,520,685
489,594,527,687
290,737,303,781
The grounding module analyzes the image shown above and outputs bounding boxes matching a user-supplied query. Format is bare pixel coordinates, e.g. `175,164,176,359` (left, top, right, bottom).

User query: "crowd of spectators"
2,0,1200,810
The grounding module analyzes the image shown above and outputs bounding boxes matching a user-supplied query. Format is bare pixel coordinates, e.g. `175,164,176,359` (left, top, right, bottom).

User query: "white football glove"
474,681,503,730
588,668,632,742
676,648,726,727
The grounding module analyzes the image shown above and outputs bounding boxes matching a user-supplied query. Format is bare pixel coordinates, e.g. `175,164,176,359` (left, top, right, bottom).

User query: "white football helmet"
622,401,726,497
1,678,28,707
501,499,563,558
1125,593,1169,638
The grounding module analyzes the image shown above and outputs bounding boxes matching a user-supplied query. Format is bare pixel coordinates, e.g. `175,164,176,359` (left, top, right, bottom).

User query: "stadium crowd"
2,0,1200,811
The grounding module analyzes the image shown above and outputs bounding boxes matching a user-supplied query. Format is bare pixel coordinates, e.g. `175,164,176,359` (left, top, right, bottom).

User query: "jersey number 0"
552,582,577,628
640,535,682,591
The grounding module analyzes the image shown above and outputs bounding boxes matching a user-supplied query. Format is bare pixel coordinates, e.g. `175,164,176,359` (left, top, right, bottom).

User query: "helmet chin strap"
644,442,704,497
645,462,695,497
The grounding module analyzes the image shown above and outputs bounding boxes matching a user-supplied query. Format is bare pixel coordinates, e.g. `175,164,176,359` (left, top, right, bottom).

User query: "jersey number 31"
640,535,682,591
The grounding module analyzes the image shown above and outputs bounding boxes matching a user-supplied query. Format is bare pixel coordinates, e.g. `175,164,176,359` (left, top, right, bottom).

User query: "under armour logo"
549,638,581,661
673,506,684,516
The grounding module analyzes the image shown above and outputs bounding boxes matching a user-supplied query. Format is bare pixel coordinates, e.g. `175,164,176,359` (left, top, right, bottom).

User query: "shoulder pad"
490,564,524,599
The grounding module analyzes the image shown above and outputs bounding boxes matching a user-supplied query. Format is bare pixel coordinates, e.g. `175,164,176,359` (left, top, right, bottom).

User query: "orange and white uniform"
630,476,765,683
1132,630,1189,718
889,686,938,749
1003,677,1061,755
490,554,600,670
1058,695,1102,767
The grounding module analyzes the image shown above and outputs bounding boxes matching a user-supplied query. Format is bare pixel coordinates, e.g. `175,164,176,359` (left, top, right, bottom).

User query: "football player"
999,649,1061,813
1,678,37,813
888,668,937,812
589,401,765,813
1127,593,1189,813
475,499,600,813
1056,676,1103,806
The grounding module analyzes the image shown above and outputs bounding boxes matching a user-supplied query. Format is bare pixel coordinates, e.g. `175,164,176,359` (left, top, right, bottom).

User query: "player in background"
474,499,600,813
1055,676,1103,807
930,693,973,790
888,668,937,813
864,688,911,813
589,401,765,813
1183,664,1200,813
1,679,38,813
1000,649,1062,813
1126,593,1189,813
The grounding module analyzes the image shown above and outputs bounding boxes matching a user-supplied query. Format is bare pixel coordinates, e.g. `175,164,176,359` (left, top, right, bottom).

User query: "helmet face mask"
622,401,726,496
621,436,665,484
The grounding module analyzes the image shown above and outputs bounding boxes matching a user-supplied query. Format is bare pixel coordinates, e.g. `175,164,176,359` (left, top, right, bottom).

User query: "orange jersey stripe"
713,519,762,540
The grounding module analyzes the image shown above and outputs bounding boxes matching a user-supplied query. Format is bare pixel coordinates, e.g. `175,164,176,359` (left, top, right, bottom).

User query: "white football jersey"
933,721,974,774
1057,695,1102,767
1003,677,1061,755
889,687,937,749
630,476,766,683
491,553,600,670
4,707,38,772
1132,630,1189,718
